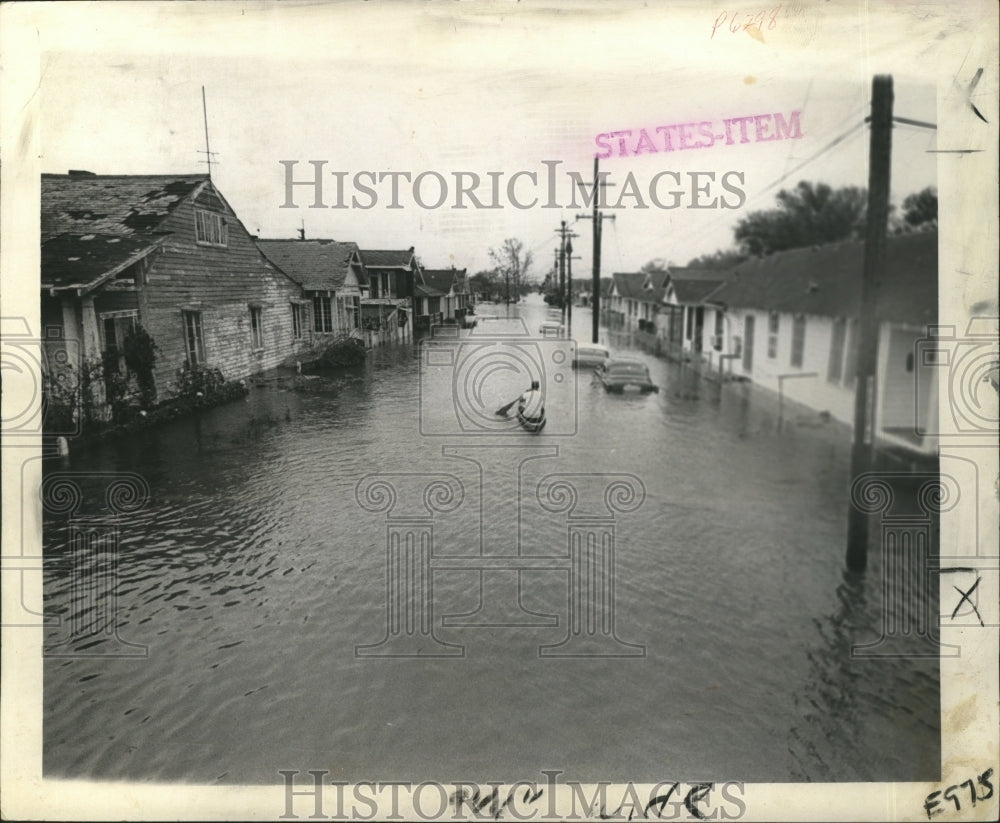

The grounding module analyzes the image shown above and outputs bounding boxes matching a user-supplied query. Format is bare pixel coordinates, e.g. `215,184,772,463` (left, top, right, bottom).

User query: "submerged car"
573,343,611,370
539,321,565,337
597,358,659,393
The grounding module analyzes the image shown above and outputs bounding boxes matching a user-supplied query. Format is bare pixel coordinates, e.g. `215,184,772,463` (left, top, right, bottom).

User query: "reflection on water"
43,296,939,784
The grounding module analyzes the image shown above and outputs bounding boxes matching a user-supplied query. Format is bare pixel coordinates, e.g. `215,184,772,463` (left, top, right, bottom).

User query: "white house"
655,267,725,359
704,231,939,455
607,271,665,332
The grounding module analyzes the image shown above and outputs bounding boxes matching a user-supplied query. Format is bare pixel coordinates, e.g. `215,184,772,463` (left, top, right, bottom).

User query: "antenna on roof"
198,86,219,178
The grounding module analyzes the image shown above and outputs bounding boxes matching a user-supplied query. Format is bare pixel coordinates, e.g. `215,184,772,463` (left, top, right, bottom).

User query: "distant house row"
40,172,472,411
602,232,939,457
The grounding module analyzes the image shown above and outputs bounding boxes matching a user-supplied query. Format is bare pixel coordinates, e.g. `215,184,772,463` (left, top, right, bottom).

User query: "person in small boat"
518,380,544,422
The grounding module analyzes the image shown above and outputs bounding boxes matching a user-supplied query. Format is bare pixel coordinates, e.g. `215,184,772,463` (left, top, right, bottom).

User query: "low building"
413,282,445,329
255,238,364,347
655,268,725,360
422,267,474,325
605,271,646,330
706,231,939,455
359,248,419,340
41,171,308,414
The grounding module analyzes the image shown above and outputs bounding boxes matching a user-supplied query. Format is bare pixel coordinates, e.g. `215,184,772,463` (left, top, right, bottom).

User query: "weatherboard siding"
731,310,856,424
136,194,306,399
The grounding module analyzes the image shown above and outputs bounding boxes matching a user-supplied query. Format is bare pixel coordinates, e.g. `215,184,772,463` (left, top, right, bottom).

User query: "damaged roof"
41,233,166,291
255,238,361,292
41,173,207,242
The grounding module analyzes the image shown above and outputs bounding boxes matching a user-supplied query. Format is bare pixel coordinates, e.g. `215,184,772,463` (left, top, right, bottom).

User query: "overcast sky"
33,1,944,277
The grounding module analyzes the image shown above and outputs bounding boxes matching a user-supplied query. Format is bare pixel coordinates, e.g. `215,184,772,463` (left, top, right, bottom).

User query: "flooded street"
43,295,939,785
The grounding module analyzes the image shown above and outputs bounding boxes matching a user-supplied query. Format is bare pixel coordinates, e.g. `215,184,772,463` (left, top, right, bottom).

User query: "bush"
308,335,368,369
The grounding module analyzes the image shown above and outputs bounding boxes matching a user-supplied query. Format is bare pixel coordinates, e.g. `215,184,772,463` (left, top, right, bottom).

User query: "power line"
623,119,869,267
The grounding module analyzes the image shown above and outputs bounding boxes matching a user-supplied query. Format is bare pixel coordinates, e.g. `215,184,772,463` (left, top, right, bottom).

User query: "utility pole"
577,157,616,344
555,221,579,331
846,74,893,574
557,221,568,324
565,237,581,335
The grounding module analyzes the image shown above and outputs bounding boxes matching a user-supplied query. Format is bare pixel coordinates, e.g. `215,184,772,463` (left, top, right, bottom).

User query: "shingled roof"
255,239,361,292
41,173,207,242
40,172,209,291
709,231,937,326
360,249,416,269
610,271,646,300
422,268,467,294
414,282,446,298
42,233,167,292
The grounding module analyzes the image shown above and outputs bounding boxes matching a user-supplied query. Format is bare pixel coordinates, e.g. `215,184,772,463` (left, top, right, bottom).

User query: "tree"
685,248,747,269
901,186,937,230
734,181,867,255
640,258,670,274
488,238,533,304
469,269,501,301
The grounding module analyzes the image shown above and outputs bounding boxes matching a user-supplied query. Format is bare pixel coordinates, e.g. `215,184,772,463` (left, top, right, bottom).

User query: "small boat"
517,399,546,432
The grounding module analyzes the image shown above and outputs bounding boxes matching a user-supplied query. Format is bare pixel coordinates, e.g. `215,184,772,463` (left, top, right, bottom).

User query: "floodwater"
43,295,939,784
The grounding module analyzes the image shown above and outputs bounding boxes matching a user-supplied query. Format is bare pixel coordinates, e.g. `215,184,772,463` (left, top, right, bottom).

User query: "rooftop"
41,173,208,242
255,238,361,292
709,230,938,325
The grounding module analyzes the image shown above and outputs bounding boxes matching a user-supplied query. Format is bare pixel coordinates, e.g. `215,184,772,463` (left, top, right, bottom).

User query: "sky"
29,1,945,278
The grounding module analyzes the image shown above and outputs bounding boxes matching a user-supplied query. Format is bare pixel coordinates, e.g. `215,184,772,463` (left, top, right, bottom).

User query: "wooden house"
254,238,364,343
359,248,420,338
421,267,474,325
41,171,308,409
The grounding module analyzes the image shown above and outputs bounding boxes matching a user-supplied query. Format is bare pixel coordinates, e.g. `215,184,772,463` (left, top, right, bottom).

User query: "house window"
291,304,304,340
767,312,780,359
685,306,693,341
790,315,806,367
182,311,206,367
350,296,360,328
250,306,264,350
194,209,228,247
713,311,724,351
827,317,847,382
313,295,333,333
